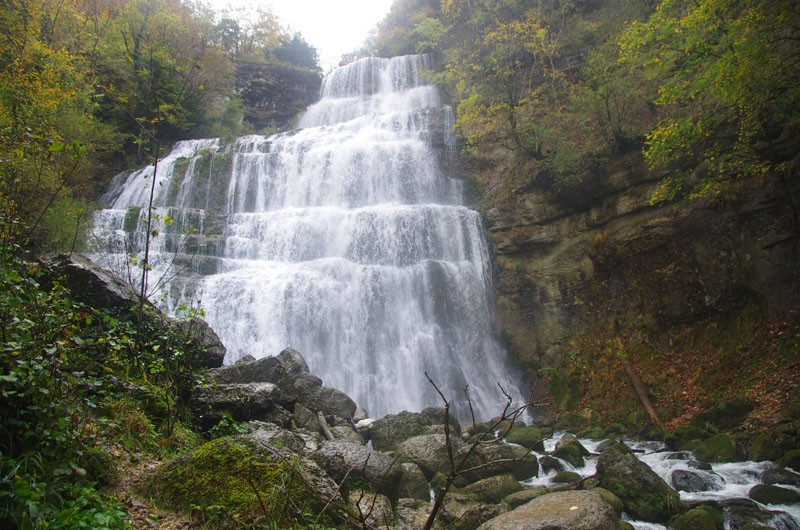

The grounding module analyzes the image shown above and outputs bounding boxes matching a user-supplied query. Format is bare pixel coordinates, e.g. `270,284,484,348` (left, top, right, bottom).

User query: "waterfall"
90,54,527,420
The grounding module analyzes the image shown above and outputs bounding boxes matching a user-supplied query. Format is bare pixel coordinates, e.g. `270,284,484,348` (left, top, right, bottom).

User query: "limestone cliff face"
485,153,800,370
235,62,321,132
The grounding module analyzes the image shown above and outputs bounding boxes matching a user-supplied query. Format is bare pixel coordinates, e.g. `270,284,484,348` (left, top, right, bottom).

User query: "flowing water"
89,54,526,420
528,436,800,530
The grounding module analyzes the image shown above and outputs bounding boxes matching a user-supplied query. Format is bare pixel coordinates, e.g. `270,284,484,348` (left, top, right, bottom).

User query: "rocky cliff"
484,152,800,373
235,61,321,132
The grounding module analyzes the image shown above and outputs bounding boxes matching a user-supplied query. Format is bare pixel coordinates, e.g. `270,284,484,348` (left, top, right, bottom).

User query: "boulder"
778,448,800,471
439,492,506,530
348,491,394,529
144,433,343,528
596,442,681,523
762,467,800,487
539,455,566,473
172,318,226,368
462,473,523,504
330,424,364,444
671,469,723,492
44,254,140,311
477,490,624,530
694,433,742,463
193,382,293,430
503,487,548,509
457,441,539,482
398,434,464,479
748,484,800,505
395,498,431,530
370,408,459,452
398,463,431,501
276,346,310,378
721,497,799,529
207,355,296,399
294,372,358,420
505,426,545,451
312,440,402,498
552,471,583,484
668,505,724,530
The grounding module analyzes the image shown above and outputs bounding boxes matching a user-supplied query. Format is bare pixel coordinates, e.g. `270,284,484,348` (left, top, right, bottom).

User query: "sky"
215,0,396,72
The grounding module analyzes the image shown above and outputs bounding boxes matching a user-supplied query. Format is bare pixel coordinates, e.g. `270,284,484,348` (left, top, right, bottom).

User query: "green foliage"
0,250,206,528
619,0,800,202
146,437,335,529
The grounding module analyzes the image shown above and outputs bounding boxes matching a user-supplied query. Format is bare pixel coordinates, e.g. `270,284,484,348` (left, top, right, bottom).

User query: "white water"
527,435,800,529
89,55,527,420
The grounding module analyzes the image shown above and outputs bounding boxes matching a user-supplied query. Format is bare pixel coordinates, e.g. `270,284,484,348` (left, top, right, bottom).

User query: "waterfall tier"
90,54,526,419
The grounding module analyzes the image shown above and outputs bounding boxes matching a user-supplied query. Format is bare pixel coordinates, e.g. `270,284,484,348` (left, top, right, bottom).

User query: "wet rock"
749,484,800,505
721,497,800,529
668,505,724,530
207,355,296,399
539,454,566,473
694,433,742,463
276,346,310,378
173,318,227,368
552,433,586,468
505,426,545,451
596,442,681,523
312,440,402,499
552,471,583,484
395,498,431,530
671,469,722,492
477,490,624,530
762,467,800,487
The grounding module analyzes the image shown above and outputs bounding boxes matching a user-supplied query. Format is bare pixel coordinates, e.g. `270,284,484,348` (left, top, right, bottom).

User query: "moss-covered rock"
590,487,624,515
748,484,800,505
694,433,741,463
668,505,724,530
778,448,800,471
553,443,585,468
144,434,344,528
596,442,681,523
745,432,783,462
462,473,523,504
505,426,545,451
666,425,713,451
552,471,583,484
504,487,548,508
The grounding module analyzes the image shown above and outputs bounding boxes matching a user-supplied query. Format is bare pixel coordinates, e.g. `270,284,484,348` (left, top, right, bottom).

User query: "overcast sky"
213,0,395,72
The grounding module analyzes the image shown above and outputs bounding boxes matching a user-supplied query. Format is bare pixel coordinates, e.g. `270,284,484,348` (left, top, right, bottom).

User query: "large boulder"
457,441,539,482
312,440,402,499
276,347,310,378
294,372,358,420
144,433,344,528
172,318,226,368
207,355,296,399
44,253,140,311
477,490,625,530
596,442,681,523
749,484,800,505
552,433,589,468
671,469,723,492
668,505,724,530
398,434,464,479
193,382,293,430
369,408,459,452
398,463,431,501
462,473,523,504
438,492,506,530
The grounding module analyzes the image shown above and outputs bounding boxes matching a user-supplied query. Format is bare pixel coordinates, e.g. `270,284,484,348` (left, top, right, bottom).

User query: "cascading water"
90,54,527,420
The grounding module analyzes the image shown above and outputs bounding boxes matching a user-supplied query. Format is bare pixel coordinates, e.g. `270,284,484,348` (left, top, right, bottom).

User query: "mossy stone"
746,432,782,462
749,484,800,505
505,426,545,451
552,471,583,484
666,425,713,451
145,435,339,528
591,487,624,515
694,433,740,463
779,448,800,471
668,506,724,530
737,525,774,530
553,443,585,468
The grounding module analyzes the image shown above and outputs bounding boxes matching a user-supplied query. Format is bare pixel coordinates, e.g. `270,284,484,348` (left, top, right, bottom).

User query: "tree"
275,33,319,71
620,0,800,203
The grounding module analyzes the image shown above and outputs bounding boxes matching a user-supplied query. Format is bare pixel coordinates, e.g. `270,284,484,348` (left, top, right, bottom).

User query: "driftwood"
623,360,664,434
317,411,335,441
